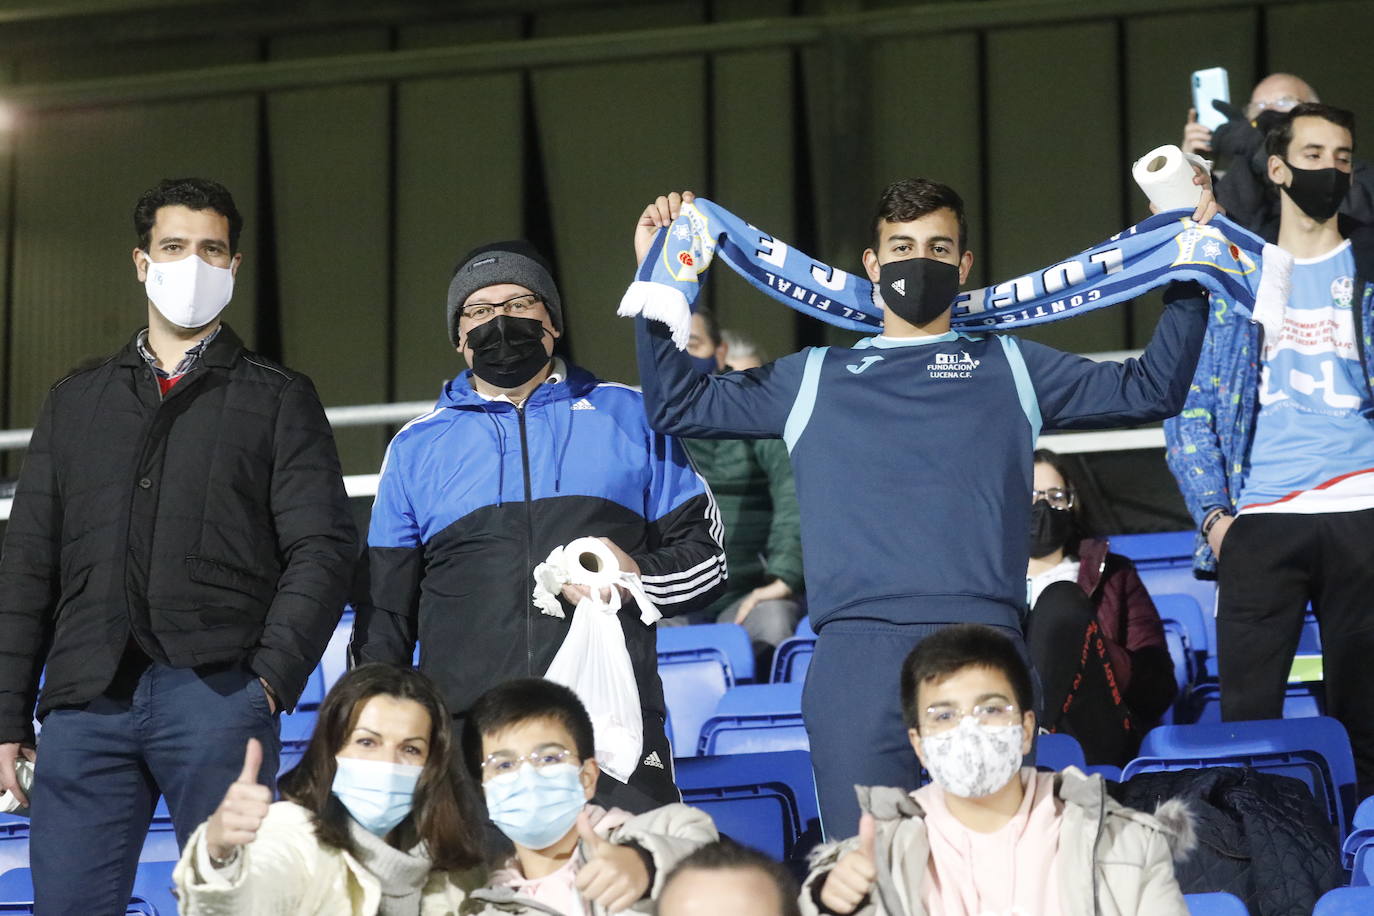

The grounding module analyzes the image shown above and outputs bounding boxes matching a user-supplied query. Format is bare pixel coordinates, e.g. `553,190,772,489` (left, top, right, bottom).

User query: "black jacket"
1112,766,1343,916
0,325,356,743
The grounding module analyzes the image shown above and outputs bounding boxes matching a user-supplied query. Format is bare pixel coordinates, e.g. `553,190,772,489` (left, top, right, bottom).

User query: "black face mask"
1281,162,1351,222
878,258,961,326
465,314,551,389
1029,500,1074,559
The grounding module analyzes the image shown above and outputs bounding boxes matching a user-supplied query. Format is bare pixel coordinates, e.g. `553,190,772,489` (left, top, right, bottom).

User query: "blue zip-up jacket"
1164,224,1374,577
636,282,1207,632
351,361,726,717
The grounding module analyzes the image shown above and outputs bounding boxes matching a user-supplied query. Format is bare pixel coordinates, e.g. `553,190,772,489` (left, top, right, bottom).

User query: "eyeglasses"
462,294,543,324
1032,487,1075,510
922,702,1019,733
480,746,576,780
1246,96,1303,120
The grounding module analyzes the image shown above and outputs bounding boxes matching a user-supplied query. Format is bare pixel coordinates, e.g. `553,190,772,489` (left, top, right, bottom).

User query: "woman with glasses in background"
1024,449,1177,767
174,664,485,915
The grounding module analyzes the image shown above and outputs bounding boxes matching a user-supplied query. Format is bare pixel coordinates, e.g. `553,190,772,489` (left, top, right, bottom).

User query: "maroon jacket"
1074,538,1178,723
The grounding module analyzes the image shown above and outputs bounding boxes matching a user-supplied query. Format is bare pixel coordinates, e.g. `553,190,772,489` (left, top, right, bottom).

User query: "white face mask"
143,252,234,329
920,717,1025,798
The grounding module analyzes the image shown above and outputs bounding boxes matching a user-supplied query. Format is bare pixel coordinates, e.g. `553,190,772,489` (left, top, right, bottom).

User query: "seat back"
675,750,820,860
770,636,815,684
657,624,755,683
1108,531,1197,565
1034,732,1086,771
698,683,808,756
1135,568,1216,651
1183,892,1251,915
658,654,732,755
1314,886,1374,915
1124,716,1357,839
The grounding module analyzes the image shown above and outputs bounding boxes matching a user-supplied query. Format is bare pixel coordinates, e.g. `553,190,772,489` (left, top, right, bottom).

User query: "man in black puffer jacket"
0,178,356,915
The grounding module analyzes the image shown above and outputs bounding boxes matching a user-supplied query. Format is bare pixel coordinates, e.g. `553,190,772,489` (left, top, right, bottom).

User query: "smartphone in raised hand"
1192,67,1231,131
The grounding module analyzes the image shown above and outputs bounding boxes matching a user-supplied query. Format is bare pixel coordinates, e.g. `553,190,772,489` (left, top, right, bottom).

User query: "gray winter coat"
801,767,1192,916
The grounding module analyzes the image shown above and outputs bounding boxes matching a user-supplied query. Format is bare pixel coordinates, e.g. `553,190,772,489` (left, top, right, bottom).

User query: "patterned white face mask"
920,717,1025,798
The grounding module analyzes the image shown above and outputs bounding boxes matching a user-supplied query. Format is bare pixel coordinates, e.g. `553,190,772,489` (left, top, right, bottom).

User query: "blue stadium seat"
1122,716,1357,840
1085,764,1123,781
1034,732,1086,771
1108,531,1197,565
1186,682,1325,724
795,615,815,638
675,750,820,860
318,606,355,691
1184,892,1250,915
0,815,28,881
1314,886,1374,915
1341,797,1374,871
658,624,755,683
0,868,162,914
1155,592,1208,679
138,797,178,864
658,624,755,754
280,665,326,748
130,860,177,916
697,683,807,756
1162,622,1192,698
1135,567,1216,653
770,636,815,684
1299,611,1322,654
1350,837,1374,886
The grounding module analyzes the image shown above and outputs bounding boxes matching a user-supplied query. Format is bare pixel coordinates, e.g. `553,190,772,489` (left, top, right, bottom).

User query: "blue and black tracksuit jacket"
352,362,726,717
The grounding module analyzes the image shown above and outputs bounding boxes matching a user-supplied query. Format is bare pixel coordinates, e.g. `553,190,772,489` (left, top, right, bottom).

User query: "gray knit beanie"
446,240,562,345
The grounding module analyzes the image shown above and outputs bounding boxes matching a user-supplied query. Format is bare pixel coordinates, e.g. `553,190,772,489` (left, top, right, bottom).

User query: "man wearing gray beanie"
353,238,727,812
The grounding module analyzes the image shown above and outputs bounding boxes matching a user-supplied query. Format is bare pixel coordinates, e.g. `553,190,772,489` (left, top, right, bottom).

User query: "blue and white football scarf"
618,197,1276,349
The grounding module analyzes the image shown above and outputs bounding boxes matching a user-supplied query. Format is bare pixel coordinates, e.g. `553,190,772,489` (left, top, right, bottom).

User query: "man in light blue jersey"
1167,103,1374,796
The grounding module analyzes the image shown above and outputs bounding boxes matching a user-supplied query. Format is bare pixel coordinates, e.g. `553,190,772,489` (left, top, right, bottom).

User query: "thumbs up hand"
205,738,273,863
572,809,651,913
819,813,879,915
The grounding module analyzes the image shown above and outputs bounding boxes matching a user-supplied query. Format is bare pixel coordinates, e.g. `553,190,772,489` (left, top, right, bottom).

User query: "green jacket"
683,435,804,614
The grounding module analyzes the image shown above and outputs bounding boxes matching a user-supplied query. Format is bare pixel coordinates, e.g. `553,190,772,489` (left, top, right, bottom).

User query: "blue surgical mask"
331,757,423,836
484,762,586,850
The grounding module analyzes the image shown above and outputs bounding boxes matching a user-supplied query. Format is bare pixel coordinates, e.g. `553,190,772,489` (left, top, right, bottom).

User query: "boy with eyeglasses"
462,678,716,915
802,624,1190,916
352,241,726,812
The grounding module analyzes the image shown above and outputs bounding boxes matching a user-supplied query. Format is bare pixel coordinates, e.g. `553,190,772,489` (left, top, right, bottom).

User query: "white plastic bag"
544,597,645,783
535,537,658,783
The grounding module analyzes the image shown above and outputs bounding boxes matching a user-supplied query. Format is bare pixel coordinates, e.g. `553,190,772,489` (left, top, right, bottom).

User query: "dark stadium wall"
0,0,1371,482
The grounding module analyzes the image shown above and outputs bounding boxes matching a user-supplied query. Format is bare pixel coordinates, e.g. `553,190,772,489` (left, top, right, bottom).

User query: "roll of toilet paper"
1133,144,1209,212
563,536,622,589
0,758,33,816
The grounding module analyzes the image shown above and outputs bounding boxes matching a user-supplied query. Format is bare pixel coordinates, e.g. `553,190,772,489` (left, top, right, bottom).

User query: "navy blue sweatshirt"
635,283,1207,632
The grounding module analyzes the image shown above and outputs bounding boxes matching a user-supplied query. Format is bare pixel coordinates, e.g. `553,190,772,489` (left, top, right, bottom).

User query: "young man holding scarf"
0,177,356,913
631,181,1215,837
1166,103,1374,796
352,241,726,812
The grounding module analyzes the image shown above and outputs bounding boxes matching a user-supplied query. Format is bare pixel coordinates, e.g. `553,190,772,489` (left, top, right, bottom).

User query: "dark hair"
900,624,1034,731
1032,447,1086,550
694,304,722,347
133,177,244,254
872,178,968,252
658,839,801,916
277,663,481,870
1264,102,1357,162
462,678,596,781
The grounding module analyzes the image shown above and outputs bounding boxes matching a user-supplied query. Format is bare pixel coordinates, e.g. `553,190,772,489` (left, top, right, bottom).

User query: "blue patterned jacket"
1164,223,1374,577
